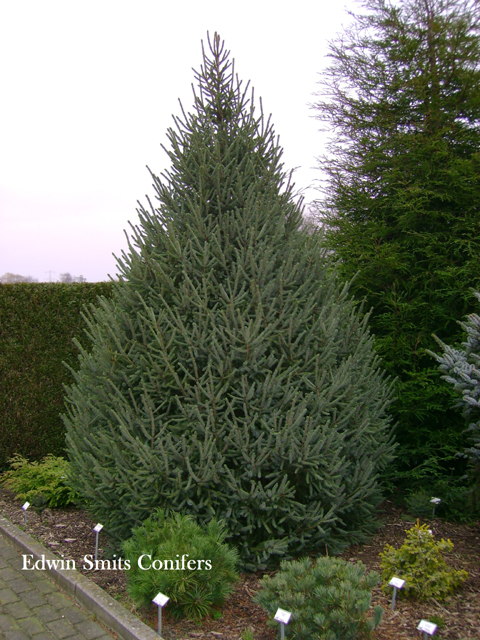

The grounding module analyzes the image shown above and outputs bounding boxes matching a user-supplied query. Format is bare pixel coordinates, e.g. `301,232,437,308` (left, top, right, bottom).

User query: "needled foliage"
312,0,480,487
380,522,468,600
404,481,478,523
122,510,239,620
427,290,480,511
63,33,396,569
0,455,79,508
255,556,383,639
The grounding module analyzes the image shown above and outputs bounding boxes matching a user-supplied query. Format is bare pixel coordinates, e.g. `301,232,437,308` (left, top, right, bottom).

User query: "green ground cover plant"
0,454,80,508
380,522,468,600
254,556,383,639
122,509,239,620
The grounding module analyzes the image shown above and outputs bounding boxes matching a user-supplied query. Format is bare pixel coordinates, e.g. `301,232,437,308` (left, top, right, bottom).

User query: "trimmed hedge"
0,282,114,469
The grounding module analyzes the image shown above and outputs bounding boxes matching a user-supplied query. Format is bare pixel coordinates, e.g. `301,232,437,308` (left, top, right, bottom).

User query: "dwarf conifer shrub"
122,509,239,620
0,455,79,508
62,33,396,569
254,556,383,639
405,479,478,523
404,491,434,519
380,522,468,600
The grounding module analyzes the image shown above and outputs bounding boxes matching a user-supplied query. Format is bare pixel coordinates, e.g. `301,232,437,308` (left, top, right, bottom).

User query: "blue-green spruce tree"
63,34,396,569
428,291,480,508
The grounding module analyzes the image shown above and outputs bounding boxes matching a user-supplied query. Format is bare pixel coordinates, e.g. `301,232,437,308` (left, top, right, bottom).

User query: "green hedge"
0,282,114,469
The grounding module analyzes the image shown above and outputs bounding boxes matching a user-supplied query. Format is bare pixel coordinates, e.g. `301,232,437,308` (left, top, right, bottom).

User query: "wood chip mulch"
1,486,479,639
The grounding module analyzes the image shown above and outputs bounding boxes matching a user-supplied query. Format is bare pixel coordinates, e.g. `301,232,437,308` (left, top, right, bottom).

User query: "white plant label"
274,608,292,625
22,502,30,511
93,523,103,532
430,497,441,504
417,620,437,635
153,592,169,607
389,577,405,589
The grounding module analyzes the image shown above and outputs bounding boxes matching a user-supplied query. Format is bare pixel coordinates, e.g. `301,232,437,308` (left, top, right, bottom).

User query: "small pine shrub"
31,494,49,521
0,454,80,508
122,509,239,620
404,491,433,519
380,522,468,600
254,556,383,640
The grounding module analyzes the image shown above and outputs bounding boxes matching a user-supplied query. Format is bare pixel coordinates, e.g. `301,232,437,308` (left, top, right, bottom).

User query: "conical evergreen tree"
311,0,480,483
63,33,396,569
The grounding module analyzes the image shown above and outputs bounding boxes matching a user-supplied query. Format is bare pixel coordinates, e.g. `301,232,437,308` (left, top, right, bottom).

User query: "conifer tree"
63,33,396,569
312,0,480,484
428,290,480,507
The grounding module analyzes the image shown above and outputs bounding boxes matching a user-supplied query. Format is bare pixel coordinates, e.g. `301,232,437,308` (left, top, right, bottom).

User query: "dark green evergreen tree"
63,33,395,569
311,0,480,485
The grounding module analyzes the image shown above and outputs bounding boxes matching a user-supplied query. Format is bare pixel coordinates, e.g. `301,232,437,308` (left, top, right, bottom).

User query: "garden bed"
1,486,479,639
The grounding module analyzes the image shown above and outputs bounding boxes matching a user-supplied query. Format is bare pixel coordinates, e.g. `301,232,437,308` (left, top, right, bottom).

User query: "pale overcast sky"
1,0,360,283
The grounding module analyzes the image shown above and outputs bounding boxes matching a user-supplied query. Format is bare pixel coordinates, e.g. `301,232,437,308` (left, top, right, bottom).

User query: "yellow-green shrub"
0,454,80,508
380,522,468,600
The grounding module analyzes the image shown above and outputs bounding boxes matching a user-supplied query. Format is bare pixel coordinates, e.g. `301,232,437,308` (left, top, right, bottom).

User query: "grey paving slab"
19,592,47,610
0,522,161,640
45,617,78,638
0,613,20,632
32,605,62,625
4,601,33,620
0,533,114,640
3,630,30,640
16,617,47,636
0,588,20,605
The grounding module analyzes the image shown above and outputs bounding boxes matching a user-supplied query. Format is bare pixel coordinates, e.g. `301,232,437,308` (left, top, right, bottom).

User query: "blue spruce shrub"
428,290,480,512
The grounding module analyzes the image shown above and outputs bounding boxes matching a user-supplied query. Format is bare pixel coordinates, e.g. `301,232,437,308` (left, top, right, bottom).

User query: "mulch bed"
1,486,479,639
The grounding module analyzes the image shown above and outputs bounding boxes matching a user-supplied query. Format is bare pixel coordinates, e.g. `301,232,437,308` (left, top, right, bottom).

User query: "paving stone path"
0,532,114,640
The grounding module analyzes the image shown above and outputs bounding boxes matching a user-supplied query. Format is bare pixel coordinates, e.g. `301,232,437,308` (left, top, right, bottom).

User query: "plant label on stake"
21,502,29,527
93,524,103,564
274,608,292,639
417,619,437,639
388,576,405,610
430,497,441,517
153,592,169,636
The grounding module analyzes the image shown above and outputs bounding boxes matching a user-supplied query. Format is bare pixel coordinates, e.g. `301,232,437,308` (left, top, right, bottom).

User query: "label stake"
417,619,437,639
93,524,103,564
274,608,292,639
153,592,169,636
430,497,441,517
21,502,30,527
388,576,405,610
